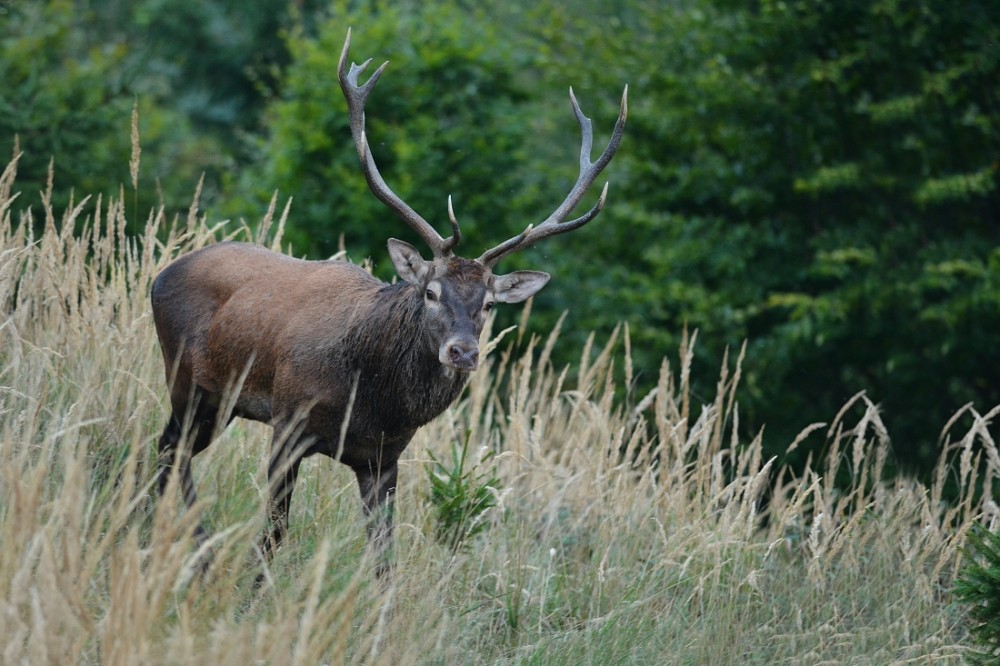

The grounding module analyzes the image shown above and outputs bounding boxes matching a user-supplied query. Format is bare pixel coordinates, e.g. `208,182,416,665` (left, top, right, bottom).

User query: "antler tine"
445,195,462,253
479,85,628,268
337,29,460,257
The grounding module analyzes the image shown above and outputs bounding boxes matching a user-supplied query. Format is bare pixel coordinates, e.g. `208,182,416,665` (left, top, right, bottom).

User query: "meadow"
0,150,994,664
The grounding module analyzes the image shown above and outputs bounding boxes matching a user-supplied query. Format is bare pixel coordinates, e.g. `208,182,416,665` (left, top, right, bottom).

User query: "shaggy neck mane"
344,281,469,433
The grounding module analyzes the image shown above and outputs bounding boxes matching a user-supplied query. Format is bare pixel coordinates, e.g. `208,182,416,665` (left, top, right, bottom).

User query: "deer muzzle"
440,336,480,372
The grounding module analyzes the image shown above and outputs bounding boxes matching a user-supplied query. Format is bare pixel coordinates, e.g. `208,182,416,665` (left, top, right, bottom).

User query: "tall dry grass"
0,147,996,664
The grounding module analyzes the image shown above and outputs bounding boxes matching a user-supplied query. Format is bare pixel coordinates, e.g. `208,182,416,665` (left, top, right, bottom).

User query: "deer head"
338,29,627,372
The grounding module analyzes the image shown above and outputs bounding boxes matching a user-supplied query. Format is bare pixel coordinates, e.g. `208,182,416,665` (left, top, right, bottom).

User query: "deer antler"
478,86,628,268
337,29,461,258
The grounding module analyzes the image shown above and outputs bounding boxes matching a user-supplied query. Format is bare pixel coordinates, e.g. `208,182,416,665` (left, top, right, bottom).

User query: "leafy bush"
425,438,502,553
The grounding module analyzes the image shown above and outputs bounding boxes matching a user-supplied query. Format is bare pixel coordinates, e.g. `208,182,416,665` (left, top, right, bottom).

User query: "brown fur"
152,33,624,581
150,241,507,577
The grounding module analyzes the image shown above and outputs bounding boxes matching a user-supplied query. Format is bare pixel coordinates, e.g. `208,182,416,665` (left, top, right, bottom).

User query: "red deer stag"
151,29,627,578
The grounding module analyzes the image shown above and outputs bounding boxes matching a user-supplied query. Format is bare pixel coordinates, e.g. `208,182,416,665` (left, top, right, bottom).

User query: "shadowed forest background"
4,0,999,482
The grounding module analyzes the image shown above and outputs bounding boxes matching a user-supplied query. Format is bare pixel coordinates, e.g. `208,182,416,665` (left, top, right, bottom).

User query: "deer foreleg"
354,460,398,580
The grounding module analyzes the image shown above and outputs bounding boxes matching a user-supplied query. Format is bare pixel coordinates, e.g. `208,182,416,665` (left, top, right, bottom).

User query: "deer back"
152,242,494,443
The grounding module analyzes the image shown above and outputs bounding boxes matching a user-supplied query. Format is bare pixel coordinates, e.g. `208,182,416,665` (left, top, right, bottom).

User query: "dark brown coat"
150,29,625,581
151,240,547,575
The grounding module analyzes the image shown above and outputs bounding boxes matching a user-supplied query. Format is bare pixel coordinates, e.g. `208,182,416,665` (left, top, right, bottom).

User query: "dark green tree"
514,0,1000,476
225,1,543,272
11,0,999,482
2,0,324,223
0,0,135,209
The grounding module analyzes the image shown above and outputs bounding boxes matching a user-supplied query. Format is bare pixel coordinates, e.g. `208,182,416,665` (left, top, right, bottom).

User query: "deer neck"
349,284,469,431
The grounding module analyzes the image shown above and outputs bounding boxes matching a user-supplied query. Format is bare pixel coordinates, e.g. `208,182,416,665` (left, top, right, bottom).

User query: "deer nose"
441,338,479,371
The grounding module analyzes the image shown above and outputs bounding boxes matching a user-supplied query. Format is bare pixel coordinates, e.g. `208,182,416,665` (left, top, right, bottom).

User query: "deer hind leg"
354,459,399,580
156,396,224,546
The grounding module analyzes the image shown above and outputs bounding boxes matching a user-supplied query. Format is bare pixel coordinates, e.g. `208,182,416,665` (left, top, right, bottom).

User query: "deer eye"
483,300,494,312
425,288,438,302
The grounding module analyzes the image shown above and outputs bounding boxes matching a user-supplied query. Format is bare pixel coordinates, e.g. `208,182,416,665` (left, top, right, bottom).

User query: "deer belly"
233,393,273,422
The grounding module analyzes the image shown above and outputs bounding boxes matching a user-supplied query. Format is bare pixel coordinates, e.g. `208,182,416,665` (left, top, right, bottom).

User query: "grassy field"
0,150,993,664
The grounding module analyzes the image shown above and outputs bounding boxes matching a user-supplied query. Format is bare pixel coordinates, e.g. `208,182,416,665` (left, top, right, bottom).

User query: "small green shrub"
955,521,1000,664
425,437,502,553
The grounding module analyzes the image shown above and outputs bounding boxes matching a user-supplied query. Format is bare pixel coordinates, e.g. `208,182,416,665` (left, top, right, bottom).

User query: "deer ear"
388,238,431,284
492,270,551,304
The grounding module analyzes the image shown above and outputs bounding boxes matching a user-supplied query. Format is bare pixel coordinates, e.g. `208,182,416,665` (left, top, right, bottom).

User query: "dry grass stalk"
0,153,993,664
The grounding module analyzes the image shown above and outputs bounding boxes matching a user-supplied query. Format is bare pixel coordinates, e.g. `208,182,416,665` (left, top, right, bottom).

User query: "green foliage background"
3,0,998,481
